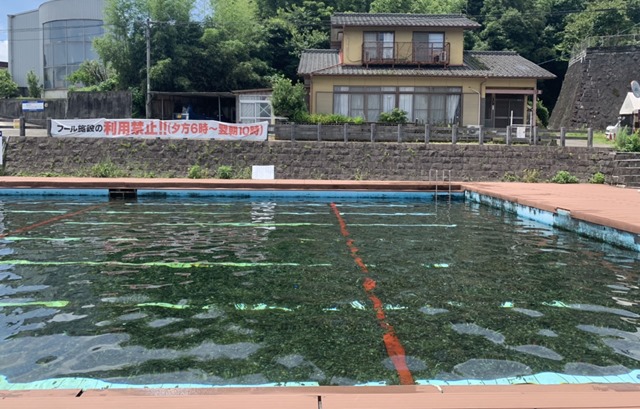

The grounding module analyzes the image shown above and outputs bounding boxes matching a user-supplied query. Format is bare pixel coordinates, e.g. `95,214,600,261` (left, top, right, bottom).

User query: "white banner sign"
51,119,268,141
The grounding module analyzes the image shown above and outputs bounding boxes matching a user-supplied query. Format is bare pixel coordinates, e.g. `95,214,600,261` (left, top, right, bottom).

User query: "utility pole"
145,18,152,119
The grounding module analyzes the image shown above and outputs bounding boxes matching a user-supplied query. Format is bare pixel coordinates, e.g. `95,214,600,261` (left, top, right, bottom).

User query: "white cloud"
0,40,7,62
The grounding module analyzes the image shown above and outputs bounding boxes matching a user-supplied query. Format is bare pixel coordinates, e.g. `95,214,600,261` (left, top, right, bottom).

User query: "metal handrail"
362,41,450,66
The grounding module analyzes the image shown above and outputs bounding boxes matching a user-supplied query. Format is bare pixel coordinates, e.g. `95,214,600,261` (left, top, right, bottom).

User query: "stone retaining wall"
2,137,616,182
549,45,640,130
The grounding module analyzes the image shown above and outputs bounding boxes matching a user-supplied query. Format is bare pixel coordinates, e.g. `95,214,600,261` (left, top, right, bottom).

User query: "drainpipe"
468,77,488,126
8,15,13,78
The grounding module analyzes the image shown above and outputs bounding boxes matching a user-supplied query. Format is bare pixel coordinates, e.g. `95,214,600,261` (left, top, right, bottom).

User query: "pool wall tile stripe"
0,375,320,391
465,191,640,252
0,188,465,201
415,369,640,386
0,189,109,196
2,370,638,392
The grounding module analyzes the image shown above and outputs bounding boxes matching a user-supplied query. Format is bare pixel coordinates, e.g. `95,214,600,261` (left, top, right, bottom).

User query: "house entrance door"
485,94,525,128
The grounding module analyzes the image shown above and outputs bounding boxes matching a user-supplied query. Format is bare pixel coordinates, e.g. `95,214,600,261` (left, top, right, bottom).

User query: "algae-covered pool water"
0,193,639,389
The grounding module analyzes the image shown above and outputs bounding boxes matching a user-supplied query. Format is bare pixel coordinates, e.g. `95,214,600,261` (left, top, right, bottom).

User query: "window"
363,32,394,62
43,19,104,89
238,95,273,123
333,86,461,124
413,32,445,64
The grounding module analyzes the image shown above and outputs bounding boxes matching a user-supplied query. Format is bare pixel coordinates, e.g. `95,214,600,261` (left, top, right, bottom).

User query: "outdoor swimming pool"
0,192,639,389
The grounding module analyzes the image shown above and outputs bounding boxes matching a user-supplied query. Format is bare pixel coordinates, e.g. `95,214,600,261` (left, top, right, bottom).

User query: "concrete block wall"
0,91,132,128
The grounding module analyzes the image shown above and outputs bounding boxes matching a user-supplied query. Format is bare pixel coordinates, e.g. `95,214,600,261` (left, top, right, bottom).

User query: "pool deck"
1,177,640,408
3,384,640,409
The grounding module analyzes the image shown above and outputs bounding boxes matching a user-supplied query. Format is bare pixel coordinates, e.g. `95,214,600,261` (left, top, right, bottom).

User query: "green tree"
263,1,332,79
26,70,43,98
561,0,640,56
369,0,412,13
67,60,119,91
94,0,149,90
270,75,308,121
0,71,19,99
410,0,465,13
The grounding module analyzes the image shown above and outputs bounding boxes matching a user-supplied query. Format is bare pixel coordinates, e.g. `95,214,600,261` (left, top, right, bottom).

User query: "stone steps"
613,153,640,187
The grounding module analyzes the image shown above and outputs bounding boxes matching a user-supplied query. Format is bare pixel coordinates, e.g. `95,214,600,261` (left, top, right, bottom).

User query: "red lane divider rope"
330,203,414,385
0,203,107,239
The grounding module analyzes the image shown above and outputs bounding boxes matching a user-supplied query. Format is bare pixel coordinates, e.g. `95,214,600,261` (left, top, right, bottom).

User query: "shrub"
26,70,43,98
615,127,640,152
378,108,408,124
301,113,364,125
216,165,233,179
536,99,550,128
551,170,579,184
502,172,519,182
0,70,19,98
187,164,206,179
616,132,640,152
521,169,541,183
270,75,308,122
89,160,127,178
589,172,606,184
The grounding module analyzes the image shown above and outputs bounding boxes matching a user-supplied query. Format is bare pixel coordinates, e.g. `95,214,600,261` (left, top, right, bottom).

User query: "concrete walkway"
3,384,640,409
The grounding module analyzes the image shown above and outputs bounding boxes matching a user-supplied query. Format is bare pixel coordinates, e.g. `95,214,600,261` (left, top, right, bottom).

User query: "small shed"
619,92,640,131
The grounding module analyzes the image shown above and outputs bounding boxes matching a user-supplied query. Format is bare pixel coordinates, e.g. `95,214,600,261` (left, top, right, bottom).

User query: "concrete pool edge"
464,190,640,251
461,182,640,252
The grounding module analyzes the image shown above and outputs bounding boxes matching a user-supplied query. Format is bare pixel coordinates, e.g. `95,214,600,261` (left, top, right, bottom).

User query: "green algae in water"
0,197,639,387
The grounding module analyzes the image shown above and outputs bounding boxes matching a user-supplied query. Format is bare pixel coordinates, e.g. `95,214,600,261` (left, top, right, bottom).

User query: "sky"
0,0,211,62
0,0,47,62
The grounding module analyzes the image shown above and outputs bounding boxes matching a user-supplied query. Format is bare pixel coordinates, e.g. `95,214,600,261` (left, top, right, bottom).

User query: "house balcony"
362,41,450,67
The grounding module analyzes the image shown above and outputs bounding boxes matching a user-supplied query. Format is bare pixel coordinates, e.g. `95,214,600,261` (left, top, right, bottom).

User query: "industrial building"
8,0,105,98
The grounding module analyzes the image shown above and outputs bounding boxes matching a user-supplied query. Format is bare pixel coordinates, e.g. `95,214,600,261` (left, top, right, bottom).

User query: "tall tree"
94,0,149,90
195,0,271,90
369,0,412,13
561,0,640,57
263,1,332,80
410,0,465,14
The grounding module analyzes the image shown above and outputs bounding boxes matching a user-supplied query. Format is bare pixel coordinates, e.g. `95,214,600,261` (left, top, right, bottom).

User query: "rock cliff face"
549,45,640,130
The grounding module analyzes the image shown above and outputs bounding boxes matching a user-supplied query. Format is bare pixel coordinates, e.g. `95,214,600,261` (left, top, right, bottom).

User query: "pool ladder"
428,169,453,202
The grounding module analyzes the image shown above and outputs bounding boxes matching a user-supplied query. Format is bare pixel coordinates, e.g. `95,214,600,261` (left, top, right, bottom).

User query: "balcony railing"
362,41,450,67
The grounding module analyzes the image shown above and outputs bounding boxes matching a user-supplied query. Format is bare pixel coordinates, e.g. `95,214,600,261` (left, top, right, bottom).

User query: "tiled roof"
331,13,481,29
298,49,340,75
298,50,556,79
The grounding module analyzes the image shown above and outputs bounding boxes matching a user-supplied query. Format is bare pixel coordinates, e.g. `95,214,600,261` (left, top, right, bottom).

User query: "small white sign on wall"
516,127,526,139
252,165,275,180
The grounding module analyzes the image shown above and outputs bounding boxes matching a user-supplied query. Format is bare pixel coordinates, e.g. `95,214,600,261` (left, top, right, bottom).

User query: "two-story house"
298,13,556,128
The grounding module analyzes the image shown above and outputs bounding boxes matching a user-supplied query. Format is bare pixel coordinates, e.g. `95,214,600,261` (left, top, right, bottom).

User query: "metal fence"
569,33,640,66
272,123,595,147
